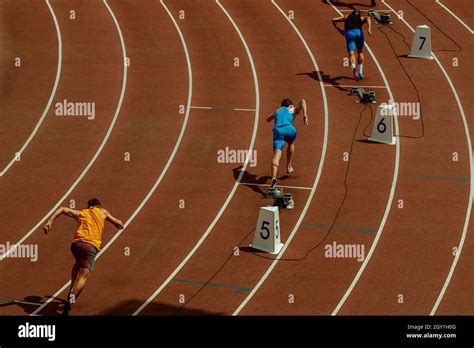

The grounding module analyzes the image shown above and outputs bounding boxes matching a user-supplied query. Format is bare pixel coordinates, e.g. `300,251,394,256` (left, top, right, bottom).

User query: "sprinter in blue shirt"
266,99,308,188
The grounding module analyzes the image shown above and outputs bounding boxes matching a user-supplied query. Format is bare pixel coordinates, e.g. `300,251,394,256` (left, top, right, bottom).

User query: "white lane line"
190,106,256,112
190,106,212,109
31,0,193,315
323,84,387,89
132,0,261,316
0,0,62,177
436,0,474,34
240,182,313,190
329,0,400,315
382,0,473,315
233,108,256,112
233,0,330,316
0,0,128,261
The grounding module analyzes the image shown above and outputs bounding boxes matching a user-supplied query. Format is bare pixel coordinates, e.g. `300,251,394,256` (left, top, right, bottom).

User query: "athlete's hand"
43,221,52,234
303,115,309,125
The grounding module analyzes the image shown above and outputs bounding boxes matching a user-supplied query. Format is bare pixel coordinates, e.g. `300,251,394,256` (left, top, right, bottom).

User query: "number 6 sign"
369,104,396,145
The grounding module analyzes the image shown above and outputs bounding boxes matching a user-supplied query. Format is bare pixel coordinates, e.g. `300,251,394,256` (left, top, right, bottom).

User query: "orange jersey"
72,207,105,250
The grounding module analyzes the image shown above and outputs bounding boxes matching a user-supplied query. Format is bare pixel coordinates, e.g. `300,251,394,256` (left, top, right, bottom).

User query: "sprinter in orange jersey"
43,198,123,315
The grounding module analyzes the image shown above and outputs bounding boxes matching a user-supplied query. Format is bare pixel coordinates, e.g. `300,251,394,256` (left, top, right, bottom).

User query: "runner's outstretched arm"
332,16,345,35
295,99,309,125
103,209,124,229
43,207,81,234
363,16,373,35
266,110,277,122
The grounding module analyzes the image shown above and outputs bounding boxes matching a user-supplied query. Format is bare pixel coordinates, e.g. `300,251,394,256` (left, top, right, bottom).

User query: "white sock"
359,64,364,74
351,63,356,70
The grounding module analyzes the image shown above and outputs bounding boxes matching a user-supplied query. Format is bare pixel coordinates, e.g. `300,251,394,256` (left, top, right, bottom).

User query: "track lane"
32,0,257,315
134,0,326,316
332,0,471,315
234,0,397,315
0,0,60,174
0,0,63,177
0,0,124,253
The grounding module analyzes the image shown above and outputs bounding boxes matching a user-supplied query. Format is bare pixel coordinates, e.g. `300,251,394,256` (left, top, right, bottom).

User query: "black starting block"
368,9,391,25
350,87,376,104
266,187,284,199
266,187,294,209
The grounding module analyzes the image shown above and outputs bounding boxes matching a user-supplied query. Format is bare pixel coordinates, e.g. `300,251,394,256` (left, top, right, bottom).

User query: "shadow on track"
322,0,377,10
297,71,354,91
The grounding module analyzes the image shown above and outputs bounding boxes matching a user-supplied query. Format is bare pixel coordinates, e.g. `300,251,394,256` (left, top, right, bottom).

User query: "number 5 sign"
369,104,396,145
408,25,433,59
250,206,284,254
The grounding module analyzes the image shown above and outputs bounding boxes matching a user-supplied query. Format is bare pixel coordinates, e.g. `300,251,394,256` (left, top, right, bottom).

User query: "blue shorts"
345,28,365,52
273,125,297,151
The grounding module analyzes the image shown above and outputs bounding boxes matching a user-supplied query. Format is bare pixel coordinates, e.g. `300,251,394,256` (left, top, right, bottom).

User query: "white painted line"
330,0,400,316
233,108,256,112
338,9,382,12
132,0,261,316
436,0,474,34
324,84,387,89
190,106,256,112
240,182,313,190
233,0,330,316
382,0,473,315
190,106,212,110
0,0,62,177
0,0,128,262
31,0,193,315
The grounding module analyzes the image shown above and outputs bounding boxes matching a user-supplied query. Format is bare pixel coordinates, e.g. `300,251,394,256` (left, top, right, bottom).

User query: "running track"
0,0,472,316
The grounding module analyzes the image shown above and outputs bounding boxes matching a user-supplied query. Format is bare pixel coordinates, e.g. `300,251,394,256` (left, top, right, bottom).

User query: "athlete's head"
87,198,101,208
352,9,361,17
281,99,293,107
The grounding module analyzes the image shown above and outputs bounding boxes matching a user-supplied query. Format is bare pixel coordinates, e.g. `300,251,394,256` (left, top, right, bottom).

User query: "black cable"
378,25,424,139
407,0,462,52
248,105,368,262
363,103,374,138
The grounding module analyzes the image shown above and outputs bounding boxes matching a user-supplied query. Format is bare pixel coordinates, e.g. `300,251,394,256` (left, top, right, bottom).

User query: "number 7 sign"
409,25,434,59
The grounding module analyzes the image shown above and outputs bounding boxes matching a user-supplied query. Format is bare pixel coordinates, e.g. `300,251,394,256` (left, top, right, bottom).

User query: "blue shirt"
274,106,294,128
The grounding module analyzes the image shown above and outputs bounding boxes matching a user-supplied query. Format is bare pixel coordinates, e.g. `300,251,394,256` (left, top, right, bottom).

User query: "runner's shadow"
321,0,377,9
239,246,272,254
297,71,354,91
101,299,225,316
233,166,270,197
0,295,64,315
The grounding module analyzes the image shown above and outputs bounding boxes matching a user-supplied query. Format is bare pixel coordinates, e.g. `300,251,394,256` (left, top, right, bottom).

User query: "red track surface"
0,0,472,316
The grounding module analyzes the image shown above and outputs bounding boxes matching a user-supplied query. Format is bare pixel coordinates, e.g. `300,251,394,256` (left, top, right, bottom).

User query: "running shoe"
270,178,277,188
352,67,360,81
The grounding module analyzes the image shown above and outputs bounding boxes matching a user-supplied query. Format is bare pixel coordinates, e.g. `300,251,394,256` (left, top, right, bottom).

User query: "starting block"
251,206,284,254
350,88,376,104
266,187,284,199
266,187,294,209
368,9,391,25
